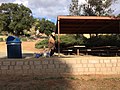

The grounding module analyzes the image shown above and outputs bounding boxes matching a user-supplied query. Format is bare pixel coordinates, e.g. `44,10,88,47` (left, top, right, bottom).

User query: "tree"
0,3,33,36
69,0,117,16
82,0,117,16
35,18,56,36
69,0,79,16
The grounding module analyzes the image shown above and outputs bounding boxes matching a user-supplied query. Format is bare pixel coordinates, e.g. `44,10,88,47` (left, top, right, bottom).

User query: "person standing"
48,32,56,56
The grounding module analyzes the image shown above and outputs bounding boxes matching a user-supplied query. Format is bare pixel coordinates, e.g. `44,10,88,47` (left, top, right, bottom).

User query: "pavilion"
56,16,120,57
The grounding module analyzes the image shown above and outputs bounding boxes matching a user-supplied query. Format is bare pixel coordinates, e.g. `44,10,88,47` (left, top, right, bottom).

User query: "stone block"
24,61,29,65
42,65,48,69
7,70,14,75
111,59,118,63
48,64,55,68
59,64,67,68
104,60,111,63
76,60,81,64
3,61,10,65
1,66,8,70
23,70,28,75
55,64,59,68
84,68,89,72
32,70,41,75
42,60,49,64
81,60,88,63
94,64,101,67
1,70,7,74
89,68,96,72
22,65,30,70
105,63,113,67
87,64,94,67
30,65,35,69
14,66,22,70
100,68,107,72
34,61,41,65
16,61,23,65
46,69,54,73
11,61,16,65
99,60,104,63
96,68,100,72
78,68,84,72
101,63,106,67
49,60,54,64
82,64,87,67
0,62,2,65
29,61,34,65
9,66,14,70
15,70,23,75
112,63,117,67
35,65,42,69
88,60,99,64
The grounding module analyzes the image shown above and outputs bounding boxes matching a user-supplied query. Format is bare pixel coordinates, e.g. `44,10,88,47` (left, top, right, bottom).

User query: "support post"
58,20,60,57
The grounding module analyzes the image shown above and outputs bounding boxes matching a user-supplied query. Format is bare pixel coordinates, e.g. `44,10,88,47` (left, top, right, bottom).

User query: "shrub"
85,35,120,47
35,34,86,49
0,38,3,42
20,37,27,41
35,39,48,49
59,34,86,48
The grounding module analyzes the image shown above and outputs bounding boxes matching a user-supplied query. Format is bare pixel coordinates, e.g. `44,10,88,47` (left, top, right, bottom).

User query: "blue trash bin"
6,36,22,58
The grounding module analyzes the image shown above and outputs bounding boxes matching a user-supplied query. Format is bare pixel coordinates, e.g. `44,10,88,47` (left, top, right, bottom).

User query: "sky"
0,0,120,23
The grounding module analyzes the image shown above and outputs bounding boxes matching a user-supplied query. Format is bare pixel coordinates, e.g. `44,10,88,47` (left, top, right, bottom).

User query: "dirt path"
22,41,43,53
0,41,41,53
0,40,43,58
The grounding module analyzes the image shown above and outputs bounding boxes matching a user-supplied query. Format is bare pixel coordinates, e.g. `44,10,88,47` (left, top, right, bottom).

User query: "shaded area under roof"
56,16,120,34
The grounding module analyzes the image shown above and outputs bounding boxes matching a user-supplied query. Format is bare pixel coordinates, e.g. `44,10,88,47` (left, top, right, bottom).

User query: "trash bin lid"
6,36,21,44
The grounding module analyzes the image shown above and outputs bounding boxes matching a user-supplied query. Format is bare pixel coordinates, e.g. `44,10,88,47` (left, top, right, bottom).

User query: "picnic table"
73,45,86,55
90,46,119,56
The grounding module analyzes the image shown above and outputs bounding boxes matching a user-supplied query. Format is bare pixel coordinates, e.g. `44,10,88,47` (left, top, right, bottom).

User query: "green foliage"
35,34,120,49
0,38,4,42
35,39,48,49
85,35,120,47
20,37,27,41
60,34,86,47
60,35,76,46
0,3,34,36
35,34,86,49
34,18,56,36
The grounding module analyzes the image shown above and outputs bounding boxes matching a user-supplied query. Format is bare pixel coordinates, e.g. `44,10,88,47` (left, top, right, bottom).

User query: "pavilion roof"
56,16,120,34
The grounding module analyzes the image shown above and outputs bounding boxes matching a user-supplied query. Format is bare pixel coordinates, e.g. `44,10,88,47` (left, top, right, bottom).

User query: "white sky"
0,0,120,23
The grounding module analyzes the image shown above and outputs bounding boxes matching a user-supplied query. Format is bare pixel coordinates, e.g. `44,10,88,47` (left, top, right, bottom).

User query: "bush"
35,34,86,49
20,37,27,41
59,34,86,48
85,35,120,47
0,38,4,42
35,39,48,49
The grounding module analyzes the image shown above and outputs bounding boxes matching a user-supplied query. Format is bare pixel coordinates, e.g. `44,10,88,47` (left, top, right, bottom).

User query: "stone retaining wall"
0,57,120,75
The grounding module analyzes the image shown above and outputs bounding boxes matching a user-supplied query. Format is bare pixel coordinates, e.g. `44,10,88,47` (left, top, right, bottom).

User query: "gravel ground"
0,75,120,90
